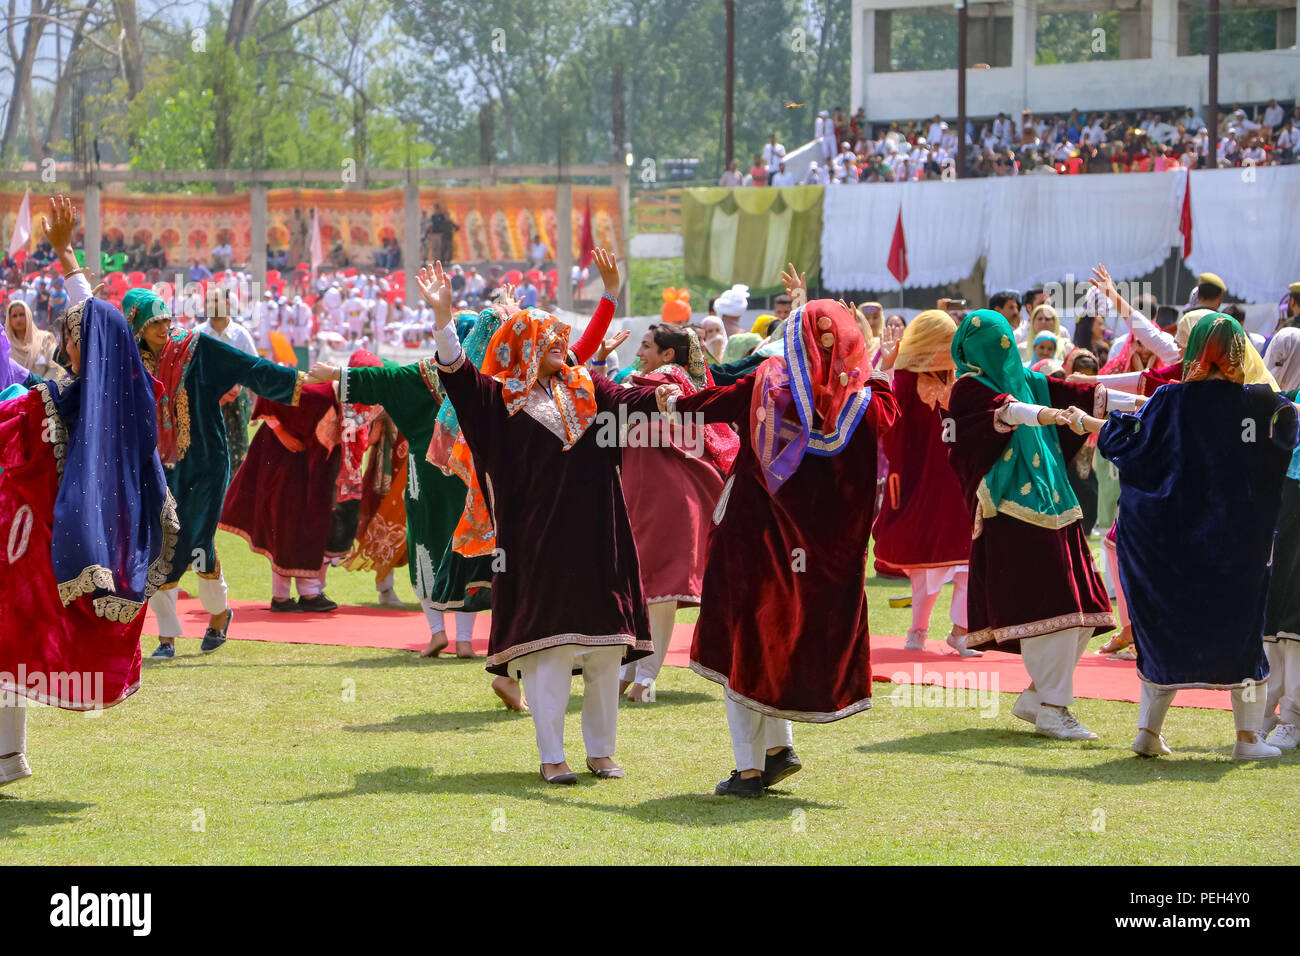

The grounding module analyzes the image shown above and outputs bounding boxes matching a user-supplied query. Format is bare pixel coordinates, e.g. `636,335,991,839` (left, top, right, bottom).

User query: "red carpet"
150,595,1230,710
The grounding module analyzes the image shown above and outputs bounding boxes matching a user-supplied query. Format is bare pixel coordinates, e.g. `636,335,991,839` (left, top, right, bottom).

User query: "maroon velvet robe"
219,383,342,577
674,372,900,721
945,376,1114,652
872,369,971,576
437,355,659,677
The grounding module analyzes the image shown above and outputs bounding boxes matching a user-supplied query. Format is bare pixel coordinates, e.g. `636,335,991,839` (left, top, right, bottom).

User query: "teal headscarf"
952,309,1081,528
429,306,505,470
121,288,170,337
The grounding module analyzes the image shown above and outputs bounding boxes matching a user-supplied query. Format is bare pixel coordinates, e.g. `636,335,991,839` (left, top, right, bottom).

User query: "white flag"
7,188,31,258
309,207,323,275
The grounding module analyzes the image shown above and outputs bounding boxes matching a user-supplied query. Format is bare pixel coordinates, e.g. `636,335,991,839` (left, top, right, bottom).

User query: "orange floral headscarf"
450,308,599,557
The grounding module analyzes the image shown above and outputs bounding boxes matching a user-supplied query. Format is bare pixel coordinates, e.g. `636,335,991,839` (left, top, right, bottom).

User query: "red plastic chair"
267,270,282,285
503,269,523,285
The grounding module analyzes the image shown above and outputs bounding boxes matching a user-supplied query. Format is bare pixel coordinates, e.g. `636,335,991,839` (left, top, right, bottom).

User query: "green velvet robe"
340,359,467,601
159,333,304,585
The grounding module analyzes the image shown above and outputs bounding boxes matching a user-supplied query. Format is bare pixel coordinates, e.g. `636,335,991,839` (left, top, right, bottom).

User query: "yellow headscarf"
895,309,957,372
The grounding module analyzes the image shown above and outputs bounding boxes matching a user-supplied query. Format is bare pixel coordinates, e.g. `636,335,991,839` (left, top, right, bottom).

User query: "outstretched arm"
569,248,621,364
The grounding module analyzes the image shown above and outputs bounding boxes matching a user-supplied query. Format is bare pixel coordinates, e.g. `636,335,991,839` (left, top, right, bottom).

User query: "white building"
850,0,1300,123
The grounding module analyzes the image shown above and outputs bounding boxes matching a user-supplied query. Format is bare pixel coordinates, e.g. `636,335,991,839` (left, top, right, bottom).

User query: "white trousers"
1140,681,1266,734
272,569,324,600
1019,626,1092,708
1103,538,1130,629
377,571,395,593
0,700,25,755
724,695,794,772
419,601,477,641
1265,641,1300,725
512,644,623,765
908,566,969,633
620,601,677,686
148,571,229,639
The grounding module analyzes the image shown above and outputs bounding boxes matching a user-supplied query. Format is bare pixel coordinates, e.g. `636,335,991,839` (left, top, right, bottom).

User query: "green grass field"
2,530,1297,864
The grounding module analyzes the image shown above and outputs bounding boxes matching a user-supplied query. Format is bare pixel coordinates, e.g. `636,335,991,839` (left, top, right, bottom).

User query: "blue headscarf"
44,298,178,621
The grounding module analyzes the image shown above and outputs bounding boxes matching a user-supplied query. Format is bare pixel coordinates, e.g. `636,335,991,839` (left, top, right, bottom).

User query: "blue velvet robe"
1098,380,1298,688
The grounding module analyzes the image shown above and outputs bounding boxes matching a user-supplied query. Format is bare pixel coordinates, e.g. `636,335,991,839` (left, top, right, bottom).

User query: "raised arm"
1090,262,1179,363
569,248,621,364
43,194,95,309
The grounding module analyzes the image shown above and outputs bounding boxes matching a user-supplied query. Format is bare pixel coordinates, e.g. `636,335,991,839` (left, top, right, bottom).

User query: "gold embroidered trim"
522,384,570,443
435,351,466,374
291,370,307,407
690,660,874,723
34,383,67,477
215,524,319,577
58,566,115,605
965,611,1115,647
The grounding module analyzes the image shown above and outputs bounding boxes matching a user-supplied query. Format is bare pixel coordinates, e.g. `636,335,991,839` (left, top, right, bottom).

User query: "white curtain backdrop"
816,168,1300,298
820,182,905,291
1184,166,1300,305
981,172,1183,295
820,180,989,291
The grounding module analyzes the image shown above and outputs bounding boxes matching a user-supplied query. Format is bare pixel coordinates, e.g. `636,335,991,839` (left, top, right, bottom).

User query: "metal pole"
725,0,735,168
1207,0,1219,169
957,0,968,178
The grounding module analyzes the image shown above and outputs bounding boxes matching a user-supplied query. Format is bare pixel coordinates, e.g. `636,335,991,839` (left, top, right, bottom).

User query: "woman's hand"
593,248,620,296
879,321,903,370
416,261,454,328
596,328,630,361
1089,262,1132,317
308,362,341,383
1036,405,1073,427
655,383,682,413
1062,405,1104,435
42,194,77,254
496,282,518,311
780,261,807,308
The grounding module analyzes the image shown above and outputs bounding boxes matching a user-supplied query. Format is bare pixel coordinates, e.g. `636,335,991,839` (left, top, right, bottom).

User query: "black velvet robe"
437,355,658,677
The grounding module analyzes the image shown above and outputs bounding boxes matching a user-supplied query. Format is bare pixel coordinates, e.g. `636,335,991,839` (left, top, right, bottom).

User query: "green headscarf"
951,309,1081,528
1182,312,1247,384
121,288,171,337
722,331,762,364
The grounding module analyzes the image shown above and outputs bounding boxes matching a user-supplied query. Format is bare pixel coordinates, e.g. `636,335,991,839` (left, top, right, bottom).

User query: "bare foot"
625,682,649,702
420,631,448,658
1099,627,1133,655
492,676,528,712
455,640,478,659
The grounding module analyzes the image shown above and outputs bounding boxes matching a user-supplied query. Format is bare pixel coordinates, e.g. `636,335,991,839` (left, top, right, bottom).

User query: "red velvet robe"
674,372,899,721
945,377,1114,651
872,369,971,576
0,391,143,709
219,383,342,577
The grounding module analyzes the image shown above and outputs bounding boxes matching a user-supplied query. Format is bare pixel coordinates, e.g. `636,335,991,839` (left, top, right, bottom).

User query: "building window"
1178,0,1295,55
1036,0,1152,64
877,4,1013,73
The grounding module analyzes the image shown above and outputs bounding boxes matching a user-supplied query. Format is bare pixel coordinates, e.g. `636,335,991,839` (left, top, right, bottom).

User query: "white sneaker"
1231,735,1282,761
376,588,404,608
1264,723,1299,751
1035,706,1099,741
1131,728,1172,757
1012,689,1040,724
0,752,32,787
903,628,927,651
946,632,983,658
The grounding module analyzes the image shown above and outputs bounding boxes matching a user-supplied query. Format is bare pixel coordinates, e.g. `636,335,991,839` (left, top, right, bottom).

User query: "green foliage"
1185,7,1278,55
1035,11,1121,65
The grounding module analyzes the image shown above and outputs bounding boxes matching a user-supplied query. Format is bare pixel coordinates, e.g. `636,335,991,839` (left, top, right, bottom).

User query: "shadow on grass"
286,767,837,824
344,709,528,735
0,799,92,838
857,728,1252,783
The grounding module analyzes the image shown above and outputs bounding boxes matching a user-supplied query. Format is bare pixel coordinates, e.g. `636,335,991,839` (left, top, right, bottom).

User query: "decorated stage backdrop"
0,185,624,268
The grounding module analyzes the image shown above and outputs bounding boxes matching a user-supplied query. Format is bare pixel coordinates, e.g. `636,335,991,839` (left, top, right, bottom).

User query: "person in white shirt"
762,134,785,174
770,161,794,187
836,142,857,170
342,289,368,341
940,128,958,155
1182,108,1205,133
926,115,945,146
815,110,835,160
372,293,389,349
992,113,1012,147
718,161,744,187
1149,114,1178,145
1263,99,1284,131
321,283,343,333
1276,122,1298,161
802,161,827,185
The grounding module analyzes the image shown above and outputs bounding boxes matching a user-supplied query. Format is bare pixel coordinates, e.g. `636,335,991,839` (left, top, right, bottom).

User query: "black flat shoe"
585,759,625,779
270,597,299,613
761,747,802,788
540,764,578,785
297,594,339,613
714,770,764,798
200,607,234,654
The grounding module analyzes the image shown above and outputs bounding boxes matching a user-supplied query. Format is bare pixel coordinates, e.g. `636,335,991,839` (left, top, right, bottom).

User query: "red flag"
577,197,594,270
1179,173,1193,258
887,206,909,285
